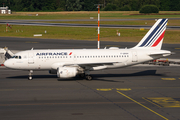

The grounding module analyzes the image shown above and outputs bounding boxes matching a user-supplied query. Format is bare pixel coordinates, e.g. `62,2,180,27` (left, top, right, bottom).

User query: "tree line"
1,0,180,11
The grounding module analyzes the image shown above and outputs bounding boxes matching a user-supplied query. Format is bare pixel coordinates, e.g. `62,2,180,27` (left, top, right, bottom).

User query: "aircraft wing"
51,62,121,70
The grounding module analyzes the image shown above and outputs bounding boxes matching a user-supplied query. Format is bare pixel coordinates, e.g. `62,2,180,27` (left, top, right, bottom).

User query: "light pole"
95,4,103,49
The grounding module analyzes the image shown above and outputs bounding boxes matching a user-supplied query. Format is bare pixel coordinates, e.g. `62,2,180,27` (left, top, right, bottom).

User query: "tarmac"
0,37,180,120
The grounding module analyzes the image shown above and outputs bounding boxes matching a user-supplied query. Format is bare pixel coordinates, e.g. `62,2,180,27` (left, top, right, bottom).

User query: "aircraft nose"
4,60,11,68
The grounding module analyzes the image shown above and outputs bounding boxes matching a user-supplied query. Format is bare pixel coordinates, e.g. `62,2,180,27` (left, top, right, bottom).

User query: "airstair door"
28,53,34,64
132,51,138,62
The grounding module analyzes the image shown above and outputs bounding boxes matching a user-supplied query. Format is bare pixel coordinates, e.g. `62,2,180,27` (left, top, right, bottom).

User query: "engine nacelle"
49,69,57,74
57,67,78,78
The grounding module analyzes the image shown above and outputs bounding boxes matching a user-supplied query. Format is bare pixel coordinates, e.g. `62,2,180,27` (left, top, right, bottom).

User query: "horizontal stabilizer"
149,50,171,57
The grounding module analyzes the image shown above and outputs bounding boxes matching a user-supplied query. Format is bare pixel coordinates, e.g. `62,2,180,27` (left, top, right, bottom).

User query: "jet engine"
57,67,78,78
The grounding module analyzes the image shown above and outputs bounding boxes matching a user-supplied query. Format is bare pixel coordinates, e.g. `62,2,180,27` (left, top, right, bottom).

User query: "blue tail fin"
133,19,168,50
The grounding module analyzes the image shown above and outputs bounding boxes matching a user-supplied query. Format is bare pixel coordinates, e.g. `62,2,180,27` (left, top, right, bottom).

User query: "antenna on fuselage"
95,4,103,49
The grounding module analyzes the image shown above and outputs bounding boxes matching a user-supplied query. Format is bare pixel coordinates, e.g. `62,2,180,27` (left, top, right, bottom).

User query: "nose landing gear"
28,70,33,80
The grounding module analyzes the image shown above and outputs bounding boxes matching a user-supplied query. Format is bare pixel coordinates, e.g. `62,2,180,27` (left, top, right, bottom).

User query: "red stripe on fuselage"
69,52,72,55
151,31,165,47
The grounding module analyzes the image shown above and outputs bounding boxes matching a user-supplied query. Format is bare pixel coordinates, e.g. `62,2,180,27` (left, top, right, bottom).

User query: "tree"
169,0,180,11
56,0,66,11
103,3,117,11
82,0,97,11
139,5,159,13
66,0,83,11
160,0,170,11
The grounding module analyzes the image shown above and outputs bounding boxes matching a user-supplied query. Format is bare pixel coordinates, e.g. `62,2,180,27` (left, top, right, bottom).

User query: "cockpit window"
11,56,22,59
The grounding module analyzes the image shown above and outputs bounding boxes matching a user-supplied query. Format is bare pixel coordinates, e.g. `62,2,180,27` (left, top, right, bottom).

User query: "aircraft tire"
86,75,92,81
28,76,33,80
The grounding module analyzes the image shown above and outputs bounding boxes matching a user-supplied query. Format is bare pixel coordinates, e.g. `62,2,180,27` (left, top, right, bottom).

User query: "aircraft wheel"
86,75,93,81
28,76,33,80
79,73,85,78
28,70,33,80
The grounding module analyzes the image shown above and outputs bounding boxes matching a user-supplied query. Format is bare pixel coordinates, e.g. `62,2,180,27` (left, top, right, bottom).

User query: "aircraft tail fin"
133,19,168,50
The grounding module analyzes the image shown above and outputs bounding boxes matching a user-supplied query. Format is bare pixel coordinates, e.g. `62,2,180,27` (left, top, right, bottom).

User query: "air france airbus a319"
4,19,171,80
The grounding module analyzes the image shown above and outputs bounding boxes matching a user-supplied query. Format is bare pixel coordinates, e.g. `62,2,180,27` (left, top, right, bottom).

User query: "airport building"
0,6,11,14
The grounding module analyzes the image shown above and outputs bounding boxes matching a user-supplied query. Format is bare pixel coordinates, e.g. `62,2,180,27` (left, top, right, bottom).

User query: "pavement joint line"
76,81,140,119
0,101,147,107
142,97,162,108
117,91,169,120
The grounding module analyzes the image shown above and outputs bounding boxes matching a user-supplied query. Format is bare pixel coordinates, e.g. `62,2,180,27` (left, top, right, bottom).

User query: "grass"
1,11,180,20
1,25,180,44
0,11,180,44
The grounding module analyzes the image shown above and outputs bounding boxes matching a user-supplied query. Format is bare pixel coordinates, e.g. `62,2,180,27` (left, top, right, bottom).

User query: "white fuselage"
4,48,165,71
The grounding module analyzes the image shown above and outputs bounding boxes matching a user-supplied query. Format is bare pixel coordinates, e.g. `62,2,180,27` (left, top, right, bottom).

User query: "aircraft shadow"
7,70,164,82
91,70,164,82
94,70,162,78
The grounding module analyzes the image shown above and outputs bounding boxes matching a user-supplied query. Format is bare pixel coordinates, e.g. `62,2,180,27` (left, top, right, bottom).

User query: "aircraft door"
132,51,138,62
28,53,34,64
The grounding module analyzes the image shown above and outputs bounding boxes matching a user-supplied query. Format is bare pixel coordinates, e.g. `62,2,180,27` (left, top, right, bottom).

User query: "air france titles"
36,52,67,56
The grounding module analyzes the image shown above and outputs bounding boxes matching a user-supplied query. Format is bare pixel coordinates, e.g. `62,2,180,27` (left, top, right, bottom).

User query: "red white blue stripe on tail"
133,19,168,50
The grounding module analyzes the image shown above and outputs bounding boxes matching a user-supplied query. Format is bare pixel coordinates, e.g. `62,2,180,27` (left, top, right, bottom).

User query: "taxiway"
0,37,180,120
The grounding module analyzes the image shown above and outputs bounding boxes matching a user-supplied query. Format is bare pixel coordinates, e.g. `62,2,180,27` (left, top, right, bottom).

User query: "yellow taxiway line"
117,91,169,120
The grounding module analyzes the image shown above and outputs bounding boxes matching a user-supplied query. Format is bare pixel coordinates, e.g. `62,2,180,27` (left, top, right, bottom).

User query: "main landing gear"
28,70,33,80
79,73,93,81
85,75,93,81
